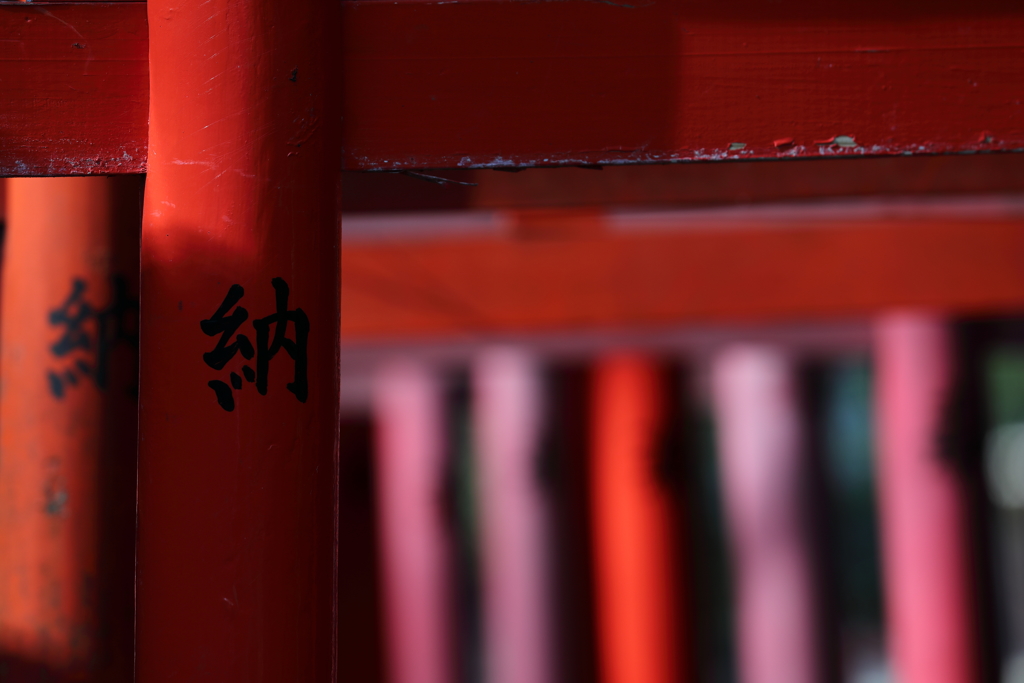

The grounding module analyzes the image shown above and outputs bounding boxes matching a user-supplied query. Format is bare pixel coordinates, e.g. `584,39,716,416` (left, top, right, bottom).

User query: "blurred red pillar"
874,313,977,683
134,0,342,679
711,345,821,683
372,360,454,683
0,177,141,681
591,354,684,683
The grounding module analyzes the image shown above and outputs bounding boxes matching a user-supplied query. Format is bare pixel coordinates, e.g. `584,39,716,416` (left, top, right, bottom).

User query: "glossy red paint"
134,0,342,680
0,177,140,682
2,1,1024,175
0,2,147,176
340,203,1024,339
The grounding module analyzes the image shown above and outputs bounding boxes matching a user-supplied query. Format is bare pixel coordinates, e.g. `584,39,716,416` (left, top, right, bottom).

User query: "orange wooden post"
0,177,141,681
591,354,684,683
134,0,342,679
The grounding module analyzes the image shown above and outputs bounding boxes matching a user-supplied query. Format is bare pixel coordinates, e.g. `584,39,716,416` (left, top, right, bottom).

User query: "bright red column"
135,0,342,679
710,345,821,683
874,313,977,683
591,354,683,683
372,360,454,683
0,177,141,681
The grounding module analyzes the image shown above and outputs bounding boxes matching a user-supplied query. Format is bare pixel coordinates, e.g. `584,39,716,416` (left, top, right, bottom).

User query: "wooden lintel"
3,0,1024,175
341,201,1024,339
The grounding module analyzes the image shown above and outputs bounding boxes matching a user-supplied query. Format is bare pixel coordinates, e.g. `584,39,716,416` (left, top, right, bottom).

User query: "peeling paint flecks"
815,134,857,149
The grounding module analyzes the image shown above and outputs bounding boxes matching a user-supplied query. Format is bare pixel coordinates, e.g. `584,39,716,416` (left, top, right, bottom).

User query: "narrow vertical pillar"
591,354,682,683
474,348,551,683
710,345,819,683
135,0,342,679
874,314,977,683
373,360,454,683
0,177,141,680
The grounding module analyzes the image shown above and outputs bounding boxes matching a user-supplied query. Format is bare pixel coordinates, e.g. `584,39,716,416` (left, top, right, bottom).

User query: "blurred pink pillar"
372,360,454,683
711,345,819,683
874,313,977,683
473,348,552,683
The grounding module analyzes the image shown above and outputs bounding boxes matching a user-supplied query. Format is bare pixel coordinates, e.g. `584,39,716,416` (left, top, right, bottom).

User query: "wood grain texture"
340,205,1024,339
341,0,1024,169
0,2,147,176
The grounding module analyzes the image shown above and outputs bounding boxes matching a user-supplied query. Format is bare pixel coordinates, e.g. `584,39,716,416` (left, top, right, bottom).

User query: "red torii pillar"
134,0,342,680
0,177,140,681
874,314,978,683
373,360,455,683
591,354,686,683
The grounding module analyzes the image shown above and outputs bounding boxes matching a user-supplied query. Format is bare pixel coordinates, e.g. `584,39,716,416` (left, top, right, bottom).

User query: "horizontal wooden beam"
3,1,1024,175
340,201,1024,339
341,0,1024,169
0,3,148,176
343,154,1024,213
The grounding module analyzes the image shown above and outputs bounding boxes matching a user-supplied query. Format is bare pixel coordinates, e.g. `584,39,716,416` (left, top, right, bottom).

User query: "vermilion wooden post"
591,355,683,683
0,177,141,681
710,345,821,683
874,314,977,683
134,0,342,680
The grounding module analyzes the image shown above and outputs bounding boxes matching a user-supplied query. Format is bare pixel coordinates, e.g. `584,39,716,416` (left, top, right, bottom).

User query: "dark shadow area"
338,415,387,683
343,154,1024,214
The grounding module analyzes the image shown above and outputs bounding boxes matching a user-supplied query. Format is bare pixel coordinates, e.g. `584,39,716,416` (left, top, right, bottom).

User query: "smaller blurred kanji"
47,276,139,399
201,278,309,412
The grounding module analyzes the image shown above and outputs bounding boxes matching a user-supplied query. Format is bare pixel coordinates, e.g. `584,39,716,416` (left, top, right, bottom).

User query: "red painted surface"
2,1,1024,174
0,177,140,681
0,3,147,176
591,356,684,683
134,0,342,680
340,204,1024,339
874,315,978,683
341,0,1024,169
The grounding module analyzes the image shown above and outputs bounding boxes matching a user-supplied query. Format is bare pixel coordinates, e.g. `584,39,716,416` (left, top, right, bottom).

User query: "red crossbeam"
340,203,1024,339
2,0,1023,175
0,3,148,176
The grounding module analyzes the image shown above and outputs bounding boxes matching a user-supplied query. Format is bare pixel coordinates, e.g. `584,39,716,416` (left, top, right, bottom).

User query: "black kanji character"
200,284,254,370
200,284,255,411
252,277,309,403
90,275,139,389
49,278,93,358
47,276,138,398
